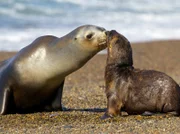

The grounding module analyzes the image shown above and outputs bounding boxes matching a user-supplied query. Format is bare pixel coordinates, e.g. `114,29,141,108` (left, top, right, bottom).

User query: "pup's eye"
86,33,94,40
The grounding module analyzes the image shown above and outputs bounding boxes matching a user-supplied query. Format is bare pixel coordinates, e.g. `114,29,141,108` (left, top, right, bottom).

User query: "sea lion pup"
0,25,108,115
102,30,180,119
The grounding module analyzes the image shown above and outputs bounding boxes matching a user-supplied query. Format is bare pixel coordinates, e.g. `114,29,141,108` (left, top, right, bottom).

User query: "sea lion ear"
74,37,77,40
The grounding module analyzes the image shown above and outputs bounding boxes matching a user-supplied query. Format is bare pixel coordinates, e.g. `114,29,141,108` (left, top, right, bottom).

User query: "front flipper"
45,80,66,111
101,94,122,119
0,87,12,115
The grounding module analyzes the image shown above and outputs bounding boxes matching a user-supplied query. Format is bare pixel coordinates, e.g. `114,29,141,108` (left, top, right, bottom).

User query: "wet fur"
104,30,180,118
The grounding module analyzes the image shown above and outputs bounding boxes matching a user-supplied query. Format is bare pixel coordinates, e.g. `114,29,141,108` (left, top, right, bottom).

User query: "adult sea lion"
102,30,180,119
0,25,108,114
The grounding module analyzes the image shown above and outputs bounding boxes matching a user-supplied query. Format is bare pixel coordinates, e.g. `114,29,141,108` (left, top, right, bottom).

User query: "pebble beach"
0,40,180,134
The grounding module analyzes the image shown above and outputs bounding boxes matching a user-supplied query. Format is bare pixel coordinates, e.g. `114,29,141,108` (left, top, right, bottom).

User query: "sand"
0,40,180,134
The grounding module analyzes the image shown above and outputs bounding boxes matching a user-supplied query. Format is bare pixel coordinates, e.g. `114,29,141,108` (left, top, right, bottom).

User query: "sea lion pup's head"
107,30,133,66
70,25,108,52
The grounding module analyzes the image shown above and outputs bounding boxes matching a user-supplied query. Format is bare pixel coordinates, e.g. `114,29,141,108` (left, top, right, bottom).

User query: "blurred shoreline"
1,0,180,51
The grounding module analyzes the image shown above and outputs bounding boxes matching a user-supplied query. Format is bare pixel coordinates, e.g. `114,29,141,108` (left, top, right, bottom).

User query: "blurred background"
0,0,180,51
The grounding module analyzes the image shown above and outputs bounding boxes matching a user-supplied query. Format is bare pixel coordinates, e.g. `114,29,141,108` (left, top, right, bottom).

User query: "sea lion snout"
105,31,110,36
106,30,119,48
103,30,110,45
107,30,119,42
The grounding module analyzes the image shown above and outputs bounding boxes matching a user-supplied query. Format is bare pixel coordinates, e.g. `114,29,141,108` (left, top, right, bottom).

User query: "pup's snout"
109,30,118,36
107,30,118,42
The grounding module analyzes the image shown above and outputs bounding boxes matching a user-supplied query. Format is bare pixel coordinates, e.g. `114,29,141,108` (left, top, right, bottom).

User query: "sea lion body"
0,25,108,114
102,30,180,118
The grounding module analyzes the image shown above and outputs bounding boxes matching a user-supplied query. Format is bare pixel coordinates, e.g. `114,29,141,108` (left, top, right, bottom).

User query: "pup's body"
103,30,180,118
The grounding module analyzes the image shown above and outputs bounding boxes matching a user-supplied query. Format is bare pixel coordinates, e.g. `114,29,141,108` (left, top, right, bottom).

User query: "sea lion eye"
86,33,94,40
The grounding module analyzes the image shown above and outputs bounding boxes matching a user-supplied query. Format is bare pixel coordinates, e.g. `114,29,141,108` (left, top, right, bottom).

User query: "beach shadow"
65,108,106,113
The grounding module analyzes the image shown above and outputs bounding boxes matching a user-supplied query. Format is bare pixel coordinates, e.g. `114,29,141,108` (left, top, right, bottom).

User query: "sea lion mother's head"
71,25,108,51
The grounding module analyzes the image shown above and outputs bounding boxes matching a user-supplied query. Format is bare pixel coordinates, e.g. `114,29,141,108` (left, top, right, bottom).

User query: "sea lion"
0,25,108,114
102,30,180,119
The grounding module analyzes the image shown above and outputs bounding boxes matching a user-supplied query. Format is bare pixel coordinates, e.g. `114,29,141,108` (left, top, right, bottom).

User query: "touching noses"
105,31,110,36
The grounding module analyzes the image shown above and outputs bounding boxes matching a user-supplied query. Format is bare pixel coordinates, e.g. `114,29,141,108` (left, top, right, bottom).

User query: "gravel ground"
0,40,180,134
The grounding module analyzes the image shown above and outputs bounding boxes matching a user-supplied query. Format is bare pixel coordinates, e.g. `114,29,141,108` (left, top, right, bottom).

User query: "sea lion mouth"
97,31,109,49
98,40,107,50
99,40,107,46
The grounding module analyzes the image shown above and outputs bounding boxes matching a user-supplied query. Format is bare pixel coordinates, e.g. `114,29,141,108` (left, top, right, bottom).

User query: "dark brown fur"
102,30,180,119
